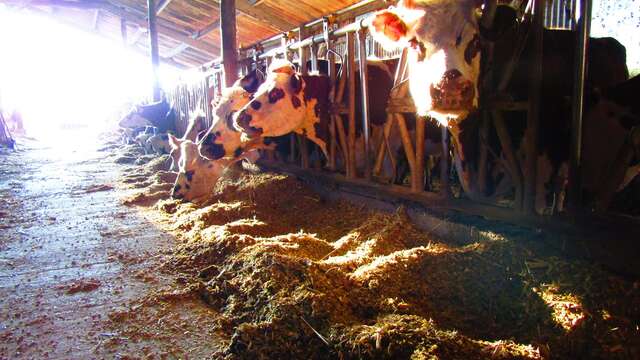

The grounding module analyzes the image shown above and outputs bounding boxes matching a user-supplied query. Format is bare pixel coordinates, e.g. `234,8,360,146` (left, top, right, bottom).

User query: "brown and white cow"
170,139,230,202
370,0,487,197
168,110,209,171
232,60,332,157
198,70,266,161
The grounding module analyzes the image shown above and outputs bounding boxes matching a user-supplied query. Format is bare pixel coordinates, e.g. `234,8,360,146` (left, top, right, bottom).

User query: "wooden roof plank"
101,2,220,56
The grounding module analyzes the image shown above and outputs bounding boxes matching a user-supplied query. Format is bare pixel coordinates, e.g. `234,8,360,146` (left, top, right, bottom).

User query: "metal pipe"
568,0,592,210
357,28,371,180
258,18,369,60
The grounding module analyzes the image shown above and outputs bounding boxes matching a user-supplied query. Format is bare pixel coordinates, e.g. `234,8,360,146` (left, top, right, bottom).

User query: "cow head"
171,140,227,202
198,71,265,160
118,106,152,128
233,60,330,156
370,0,486,124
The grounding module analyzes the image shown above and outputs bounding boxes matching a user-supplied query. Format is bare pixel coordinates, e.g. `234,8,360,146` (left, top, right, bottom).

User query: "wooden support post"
120,18,127,46
413,117,425,192
568,0,592,211
346,31,357,179
374,113,395,176
396,113,416,173
220,0,238,88
375,49,408,179
440,126,451,198
298,25,309,169
147,0,161,101
357,29,371,180
493,110,524,210
523,0,544,214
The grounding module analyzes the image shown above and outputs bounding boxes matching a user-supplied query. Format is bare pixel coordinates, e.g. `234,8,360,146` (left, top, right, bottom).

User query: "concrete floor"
0,132,219,359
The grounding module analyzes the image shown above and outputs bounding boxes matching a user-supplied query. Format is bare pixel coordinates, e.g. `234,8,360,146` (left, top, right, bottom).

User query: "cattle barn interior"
1,0,640,358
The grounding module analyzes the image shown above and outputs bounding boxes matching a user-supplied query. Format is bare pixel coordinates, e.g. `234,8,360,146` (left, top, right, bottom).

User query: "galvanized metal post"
357,28,371,180
568,0,592,210
523,0,545,214
147,0,161,101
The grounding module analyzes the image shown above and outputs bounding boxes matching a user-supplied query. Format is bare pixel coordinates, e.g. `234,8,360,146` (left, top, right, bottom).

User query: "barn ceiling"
3,0,389,69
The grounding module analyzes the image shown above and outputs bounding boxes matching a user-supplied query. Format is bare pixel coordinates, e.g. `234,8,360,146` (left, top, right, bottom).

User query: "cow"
166,110,209,171
369,0,486,197
119,97,177,134
170,140,230,202
134,126,157,153
232,60,332,158
198,70,266,161
147,132,172,155
370,1,633,214
581,75,640,211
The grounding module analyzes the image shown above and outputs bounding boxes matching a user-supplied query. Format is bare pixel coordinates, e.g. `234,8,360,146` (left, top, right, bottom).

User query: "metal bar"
523,0,545,214
413,118,425,192
239,0,386,53
258,17,369,60
440,126,451,198
568,0,592,210
346,31,357,179
357,28,371,180
298,25,310,168
147,0,161,101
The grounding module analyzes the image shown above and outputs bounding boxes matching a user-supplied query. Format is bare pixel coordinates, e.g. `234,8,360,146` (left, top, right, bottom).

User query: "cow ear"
290,74,303,94
369,9,410,49
269,60,296,75
168,133,181,150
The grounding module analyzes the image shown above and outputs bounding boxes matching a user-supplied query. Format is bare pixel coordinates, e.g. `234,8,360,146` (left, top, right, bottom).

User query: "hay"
112,141,640,359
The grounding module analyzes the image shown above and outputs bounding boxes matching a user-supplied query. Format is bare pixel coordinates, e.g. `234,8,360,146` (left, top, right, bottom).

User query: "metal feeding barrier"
163,0,606,219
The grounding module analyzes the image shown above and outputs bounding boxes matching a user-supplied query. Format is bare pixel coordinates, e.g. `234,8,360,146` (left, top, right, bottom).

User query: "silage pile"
110,144,176,206
147,172,547,359
112,142,640,359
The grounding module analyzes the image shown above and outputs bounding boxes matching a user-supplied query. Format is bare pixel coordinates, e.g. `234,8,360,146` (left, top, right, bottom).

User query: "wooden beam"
101,2,219,56
12,0,105,9
211,0,293,31
220,0,238,87
147,0,161,101
193,19,220,40
24,4,187,69
155,0,173,14
165,42,189,58
128,26,146,46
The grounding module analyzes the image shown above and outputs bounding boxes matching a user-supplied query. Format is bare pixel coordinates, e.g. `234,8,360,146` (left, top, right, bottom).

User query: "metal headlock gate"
168,0,635,223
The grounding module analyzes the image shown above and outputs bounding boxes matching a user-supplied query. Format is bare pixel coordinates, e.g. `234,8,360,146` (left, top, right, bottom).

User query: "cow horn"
479,0,497,30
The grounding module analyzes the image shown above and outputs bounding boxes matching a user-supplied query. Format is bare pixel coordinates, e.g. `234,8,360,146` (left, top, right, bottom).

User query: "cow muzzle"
430,69,476,113
171,184,184,200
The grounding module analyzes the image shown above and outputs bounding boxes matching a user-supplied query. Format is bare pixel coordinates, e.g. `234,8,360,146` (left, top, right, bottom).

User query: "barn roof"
6,0,388,69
